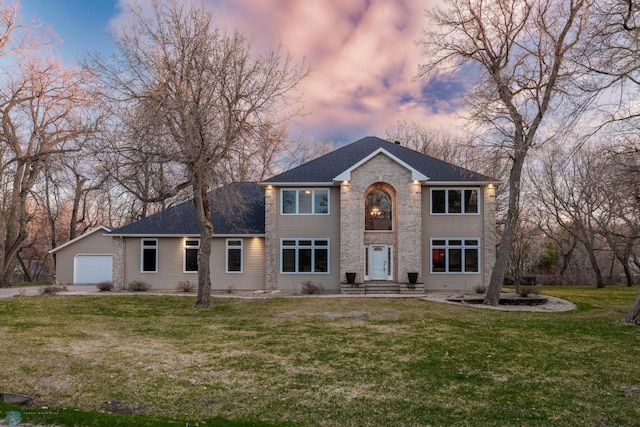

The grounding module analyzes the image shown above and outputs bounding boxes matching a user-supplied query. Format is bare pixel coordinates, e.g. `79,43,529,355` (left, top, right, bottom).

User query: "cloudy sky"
20,0,468,144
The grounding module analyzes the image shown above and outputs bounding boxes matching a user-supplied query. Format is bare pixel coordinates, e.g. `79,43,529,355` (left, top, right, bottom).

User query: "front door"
370,245,387,280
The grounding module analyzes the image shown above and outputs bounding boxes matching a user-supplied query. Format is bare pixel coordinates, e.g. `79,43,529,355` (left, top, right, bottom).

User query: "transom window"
365,189,392,230
141,239,158,273
281,239,329,273
281,189,329,215
184,239,199,272
431,188,479,214
431,238,480,273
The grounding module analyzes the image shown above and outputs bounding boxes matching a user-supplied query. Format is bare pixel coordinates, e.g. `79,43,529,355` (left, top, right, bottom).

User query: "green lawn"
0,286,639,426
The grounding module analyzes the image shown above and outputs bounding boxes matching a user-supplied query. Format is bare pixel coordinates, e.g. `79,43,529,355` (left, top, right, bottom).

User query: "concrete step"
340,282,425,295
364,284,400,294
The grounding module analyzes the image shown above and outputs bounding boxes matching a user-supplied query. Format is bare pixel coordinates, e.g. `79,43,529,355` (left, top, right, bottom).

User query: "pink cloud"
115,0,463,141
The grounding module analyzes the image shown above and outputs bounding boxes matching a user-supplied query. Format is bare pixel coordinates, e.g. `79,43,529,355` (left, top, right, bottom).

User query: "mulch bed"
446,296,549,306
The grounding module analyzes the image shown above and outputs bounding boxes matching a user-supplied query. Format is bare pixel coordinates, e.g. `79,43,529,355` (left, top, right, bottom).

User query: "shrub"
175,280,195,293
39,286,60,295
300,281,323,295
473,284,486,294
518,286,540,297
96,281,114,292
127,280,151,292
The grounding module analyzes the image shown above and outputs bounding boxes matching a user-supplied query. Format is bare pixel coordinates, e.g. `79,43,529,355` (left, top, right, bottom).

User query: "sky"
19,0,468,144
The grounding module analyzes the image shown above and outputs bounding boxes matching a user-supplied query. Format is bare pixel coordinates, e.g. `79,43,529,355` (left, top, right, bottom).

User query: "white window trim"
430,238,481,274
280,188,330,215
430,188,481,215
280,238,330,274
183,238,200,273
140,238,158,273
226,238,243,274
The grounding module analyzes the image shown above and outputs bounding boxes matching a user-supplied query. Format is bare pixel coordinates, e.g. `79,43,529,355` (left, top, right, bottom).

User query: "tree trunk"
625,290,640,325
193,175,213,308
485,152,526,305
0,268,11,288
69,174,87,240
586,246,605,288
0,161,32,287
622,263,634,287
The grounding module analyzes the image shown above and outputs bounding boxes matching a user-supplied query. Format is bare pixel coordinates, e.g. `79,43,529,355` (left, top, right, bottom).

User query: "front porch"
340,281,424,295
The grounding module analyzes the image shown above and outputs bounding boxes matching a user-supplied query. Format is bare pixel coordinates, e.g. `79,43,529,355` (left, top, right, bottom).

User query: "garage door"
74,255,112,284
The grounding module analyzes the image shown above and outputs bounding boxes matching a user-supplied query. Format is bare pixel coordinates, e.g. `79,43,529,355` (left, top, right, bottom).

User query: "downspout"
121,236,126,291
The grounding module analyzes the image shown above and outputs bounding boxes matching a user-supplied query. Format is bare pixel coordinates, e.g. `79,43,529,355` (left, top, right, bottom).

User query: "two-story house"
51,136,498,294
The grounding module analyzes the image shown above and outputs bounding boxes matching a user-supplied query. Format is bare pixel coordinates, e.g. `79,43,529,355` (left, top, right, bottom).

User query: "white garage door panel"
75,255,112,284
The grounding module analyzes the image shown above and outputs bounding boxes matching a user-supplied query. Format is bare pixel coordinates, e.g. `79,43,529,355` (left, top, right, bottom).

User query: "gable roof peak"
334,145,429,182
264,136,494,184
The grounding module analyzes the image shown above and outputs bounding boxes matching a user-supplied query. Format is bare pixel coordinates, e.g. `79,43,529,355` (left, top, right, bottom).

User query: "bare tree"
507,200,544,292
419,0,593,304
0,3,96,286
590,141,640,286
576,0,640,133
273,135,334,174
531,145,612,287
87,0,307,307
610,138,640,322
383,121,472,165
0,57,97,287
93,110,191,219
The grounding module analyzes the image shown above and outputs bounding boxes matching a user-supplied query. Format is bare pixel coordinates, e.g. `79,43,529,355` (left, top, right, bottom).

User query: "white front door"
370,245,387,280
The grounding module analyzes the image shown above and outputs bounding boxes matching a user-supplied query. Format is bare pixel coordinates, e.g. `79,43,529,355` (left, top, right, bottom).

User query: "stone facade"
340,153,423,284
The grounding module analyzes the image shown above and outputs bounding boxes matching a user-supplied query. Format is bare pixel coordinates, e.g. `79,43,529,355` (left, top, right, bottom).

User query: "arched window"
365,189,392,230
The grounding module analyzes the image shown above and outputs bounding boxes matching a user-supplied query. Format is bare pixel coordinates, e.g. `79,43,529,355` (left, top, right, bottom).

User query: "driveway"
0,284,99,299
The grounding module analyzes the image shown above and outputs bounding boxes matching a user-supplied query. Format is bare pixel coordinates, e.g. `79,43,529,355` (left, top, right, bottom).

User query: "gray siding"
421,186,485,290
54,228,112,285
121,236,265,291
271,186,341,292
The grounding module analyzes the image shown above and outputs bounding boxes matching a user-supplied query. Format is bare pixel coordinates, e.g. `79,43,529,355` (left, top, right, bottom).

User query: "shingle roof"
264,136,494,183
108,182,265,236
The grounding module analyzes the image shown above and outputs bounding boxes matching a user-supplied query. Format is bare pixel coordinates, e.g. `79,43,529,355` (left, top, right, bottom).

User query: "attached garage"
49,226,113,285
74,254,112,284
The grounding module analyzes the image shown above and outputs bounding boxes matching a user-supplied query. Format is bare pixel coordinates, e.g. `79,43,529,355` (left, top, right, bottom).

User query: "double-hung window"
431,239,480,273
184,239,199,272
226,239,243,273
431,188,479,214
281,239,329,273
281,189,329,215
141,239,158,273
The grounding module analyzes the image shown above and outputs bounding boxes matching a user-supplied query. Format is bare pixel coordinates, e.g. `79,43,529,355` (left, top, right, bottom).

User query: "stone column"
395,180,423,283
340,180,364,283
112,237,125,291
264,185,277,290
